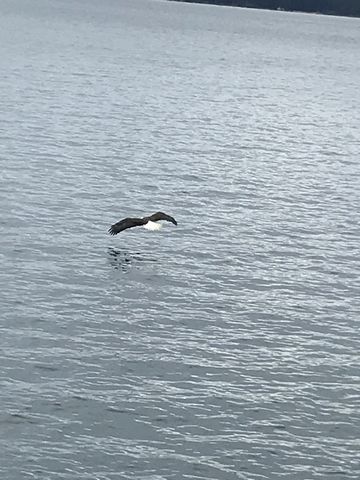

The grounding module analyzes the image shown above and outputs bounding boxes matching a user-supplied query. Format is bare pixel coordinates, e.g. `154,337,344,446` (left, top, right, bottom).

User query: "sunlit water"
0,1,359,479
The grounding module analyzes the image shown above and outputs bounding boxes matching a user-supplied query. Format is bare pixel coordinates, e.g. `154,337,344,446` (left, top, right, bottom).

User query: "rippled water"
1,1,360,479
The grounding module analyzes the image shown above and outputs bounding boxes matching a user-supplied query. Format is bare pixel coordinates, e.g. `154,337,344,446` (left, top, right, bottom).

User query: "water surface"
0,1,359,479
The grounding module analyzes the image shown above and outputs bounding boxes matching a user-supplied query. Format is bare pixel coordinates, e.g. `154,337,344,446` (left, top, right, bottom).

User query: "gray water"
1,1,360,479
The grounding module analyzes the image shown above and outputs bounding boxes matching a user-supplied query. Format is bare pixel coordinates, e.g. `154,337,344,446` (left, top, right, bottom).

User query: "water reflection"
107,247,156,272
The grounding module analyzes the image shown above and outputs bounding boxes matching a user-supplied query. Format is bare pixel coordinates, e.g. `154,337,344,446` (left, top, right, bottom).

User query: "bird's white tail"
143,221,162,231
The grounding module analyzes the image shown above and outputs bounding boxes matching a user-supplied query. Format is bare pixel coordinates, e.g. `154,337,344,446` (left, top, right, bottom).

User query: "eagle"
108,211,177,236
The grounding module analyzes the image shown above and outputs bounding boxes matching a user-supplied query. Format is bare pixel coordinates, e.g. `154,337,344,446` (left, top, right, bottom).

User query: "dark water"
1,1,359,479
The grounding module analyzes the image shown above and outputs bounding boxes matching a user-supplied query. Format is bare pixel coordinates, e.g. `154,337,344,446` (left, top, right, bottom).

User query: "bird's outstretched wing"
108,217,145,235
148,212,177,225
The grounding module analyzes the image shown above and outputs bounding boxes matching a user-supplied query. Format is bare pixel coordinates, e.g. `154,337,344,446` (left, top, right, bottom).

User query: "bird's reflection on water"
107,247,157,272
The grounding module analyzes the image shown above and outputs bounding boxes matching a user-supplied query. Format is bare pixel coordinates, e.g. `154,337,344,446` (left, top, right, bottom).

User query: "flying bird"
108,211,177,236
